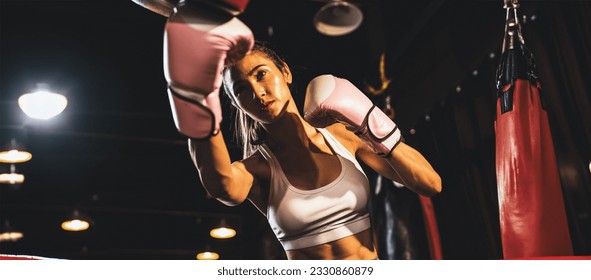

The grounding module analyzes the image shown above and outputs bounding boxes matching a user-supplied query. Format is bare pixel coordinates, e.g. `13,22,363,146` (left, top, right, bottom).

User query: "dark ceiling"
0,0,549,259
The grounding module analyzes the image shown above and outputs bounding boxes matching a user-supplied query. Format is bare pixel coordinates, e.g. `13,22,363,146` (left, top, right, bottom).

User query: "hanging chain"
383,95,395,120
501,0,525,54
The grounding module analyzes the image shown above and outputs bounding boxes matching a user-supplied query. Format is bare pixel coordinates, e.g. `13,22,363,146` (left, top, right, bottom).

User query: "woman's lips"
261,101,274,111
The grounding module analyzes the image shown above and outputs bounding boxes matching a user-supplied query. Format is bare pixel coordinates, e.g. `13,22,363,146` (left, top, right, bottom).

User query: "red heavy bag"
418,195,442,260
494,2,573,259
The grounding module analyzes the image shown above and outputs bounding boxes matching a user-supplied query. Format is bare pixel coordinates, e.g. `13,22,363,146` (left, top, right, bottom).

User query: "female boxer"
189,43,441,260
164,4,441,260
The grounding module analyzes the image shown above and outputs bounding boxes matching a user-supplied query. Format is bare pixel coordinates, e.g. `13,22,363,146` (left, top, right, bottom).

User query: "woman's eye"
256,70,267,81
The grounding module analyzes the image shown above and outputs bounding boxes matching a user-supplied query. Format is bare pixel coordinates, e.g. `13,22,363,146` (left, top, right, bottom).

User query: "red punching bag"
418,195,442,260
494,1,573,259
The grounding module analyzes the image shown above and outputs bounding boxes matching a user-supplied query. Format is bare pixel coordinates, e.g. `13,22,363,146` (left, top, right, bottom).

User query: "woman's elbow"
421,173,442,197
201,177,247,206
209,190,243,206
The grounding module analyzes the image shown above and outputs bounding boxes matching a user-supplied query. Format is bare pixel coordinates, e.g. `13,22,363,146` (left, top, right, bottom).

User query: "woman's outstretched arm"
188,134,256,206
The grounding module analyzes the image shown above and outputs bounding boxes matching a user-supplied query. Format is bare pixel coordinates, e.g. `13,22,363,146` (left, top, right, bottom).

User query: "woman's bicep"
188,134,257,206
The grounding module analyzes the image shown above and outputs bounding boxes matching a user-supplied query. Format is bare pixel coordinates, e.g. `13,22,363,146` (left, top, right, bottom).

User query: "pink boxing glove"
304,74,402,157
163,2,254,139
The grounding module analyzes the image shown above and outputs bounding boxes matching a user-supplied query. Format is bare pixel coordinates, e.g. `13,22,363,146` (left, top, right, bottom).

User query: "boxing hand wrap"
163,2,254,139
304,74,402,157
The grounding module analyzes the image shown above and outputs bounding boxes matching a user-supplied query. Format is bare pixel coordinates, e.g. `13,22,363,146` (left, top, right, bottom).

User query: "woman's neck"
262,101,318,152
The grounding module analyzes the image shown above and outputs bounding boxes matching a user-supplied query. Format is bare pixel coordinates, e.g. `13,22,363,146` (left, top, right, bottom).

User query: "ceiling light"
61,210,92,232
196,251,220,260
210,220,236,239
61,219,90,231
0,231,24,242
0,137,31,164
210,227,236,239
0,220,24,242
0,173,24,184
0,164,25,184
0,149,32,164
314,0,363,36
18,90,67,120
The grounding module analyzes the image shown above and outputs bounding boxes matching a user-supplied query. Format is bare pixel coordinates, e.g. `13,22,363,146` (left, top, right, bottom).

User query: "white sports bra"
258,128,371,250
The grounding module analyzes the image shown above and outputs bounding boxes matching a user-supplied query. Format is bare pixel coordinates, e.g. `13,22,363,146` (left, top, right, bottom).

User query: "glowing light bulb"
0,150,32,163
0,231,24,242
61,219,90,231
0,172,25,184
18,91,67,120
210,227,236,239
196,251,219,260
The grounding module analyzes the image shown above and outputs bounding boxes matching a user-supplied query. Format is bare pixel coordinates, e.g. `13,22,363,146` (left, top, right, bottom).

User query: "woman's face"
223,51,292,124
